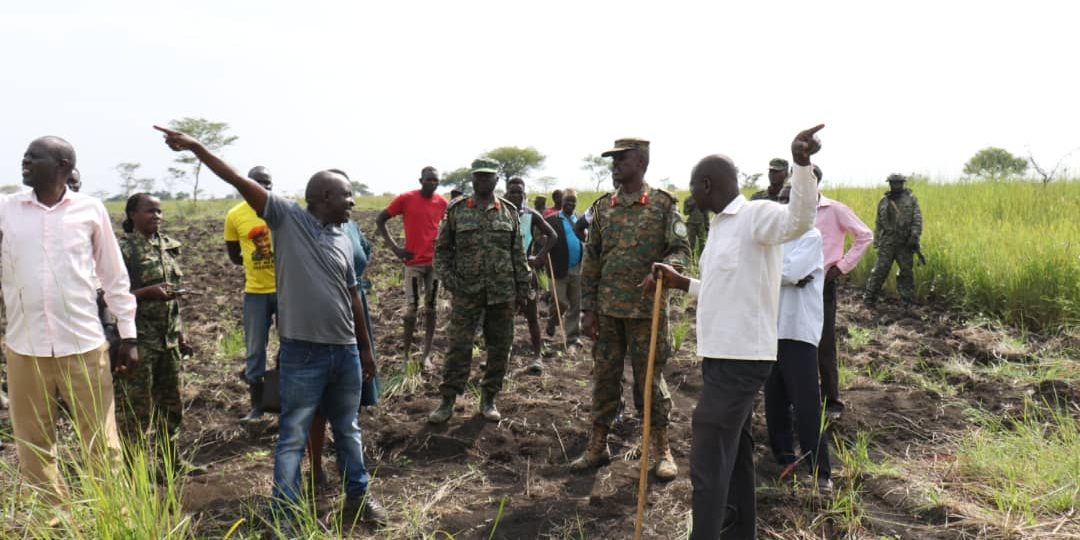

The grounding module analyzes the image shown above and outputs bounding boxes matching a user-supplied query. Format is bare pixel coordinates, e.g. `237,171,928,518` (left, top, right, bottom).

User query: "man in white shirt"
649,125,823,539
764,186,832,493
3,136,139,503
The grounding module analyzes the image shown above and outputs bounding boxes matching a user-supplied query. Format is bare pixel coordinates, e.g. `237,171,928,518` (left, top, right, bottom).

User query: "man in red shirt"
377,167,448,371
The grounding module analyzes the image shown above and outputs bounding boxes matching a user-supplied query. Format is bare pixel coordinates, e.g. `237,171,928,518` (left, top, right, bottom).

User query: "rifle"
914,244,927,266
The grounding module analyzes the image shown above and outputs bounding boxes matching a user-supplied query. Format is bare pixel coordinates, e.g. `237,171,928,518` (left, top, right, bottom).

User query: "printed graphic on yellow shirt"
248,225,274,267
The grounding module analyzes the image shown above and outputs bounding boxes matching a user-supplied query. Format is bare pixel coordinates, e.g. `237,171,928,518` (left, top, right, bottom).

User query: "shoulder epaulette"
591,193,613,210
446,196,468,209
652,187,678,204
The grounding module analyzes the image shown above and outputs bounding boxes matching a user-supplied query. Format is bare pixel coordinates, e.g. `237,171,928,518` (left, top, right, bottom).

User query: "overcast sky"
2,1,1077,197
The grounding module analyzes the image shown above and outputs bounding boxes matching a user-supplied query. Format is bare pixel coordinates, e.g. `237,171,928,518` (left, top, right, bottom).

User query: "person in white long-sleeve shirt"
763,186,832,494
3,136,139,503
648,125,824,540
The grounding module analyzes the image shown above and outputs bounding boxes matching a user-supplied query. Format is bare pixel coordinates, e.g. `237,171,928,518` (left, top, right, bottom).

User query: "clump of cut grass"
217,322,246,359
954,399,1079,521
671,319,691,353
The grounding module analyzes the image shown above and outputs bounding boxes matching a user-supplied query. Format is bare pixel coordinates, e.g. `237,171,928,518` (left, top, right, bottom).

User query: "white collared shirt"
687,164,818,360
0,190,137,357
778,228,824,346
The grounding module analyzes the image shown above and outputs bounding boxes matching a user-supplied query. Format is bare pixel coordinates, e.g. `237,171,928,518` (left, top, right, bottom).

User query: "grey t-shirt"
263,193,357,345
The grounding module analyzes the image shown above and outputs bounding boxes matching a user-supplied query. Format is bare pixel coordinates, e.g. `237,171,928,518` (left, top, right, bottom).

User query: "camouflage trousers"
591,314,672,428
114,345,183,441
439,296,515,399
865,243,915,302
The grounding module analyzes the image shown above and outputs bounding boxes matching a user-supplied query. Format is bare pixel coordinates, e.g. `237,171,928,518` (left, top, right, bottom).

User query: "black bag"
97,289,122,368
261,368,281,413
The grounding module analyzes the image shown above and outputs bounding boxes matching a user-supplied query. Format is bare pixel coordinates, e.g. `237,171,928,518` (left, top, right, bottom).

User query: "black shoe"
240,380,265,423
342,494,388,525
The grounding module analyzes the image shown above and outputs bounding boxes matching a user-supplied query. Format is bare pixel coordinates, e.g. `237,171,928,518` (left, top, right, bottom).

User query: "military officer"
865,173,923,305
116,193,187,443
750,158,790,201
572,138,690,481
429,158,531,424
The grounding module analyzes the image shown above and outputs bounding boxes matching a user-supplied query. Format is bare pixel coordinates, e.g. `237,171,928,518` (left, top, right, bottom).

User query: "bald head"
689,154,741,213
23,135,77,189
305,170,349,202
304,169,355,225
36,136,77,166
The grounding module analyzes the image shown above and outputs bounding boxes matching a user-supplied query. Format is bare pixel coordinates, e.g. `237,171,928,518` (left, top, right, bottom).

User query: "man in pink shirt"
2,136,138,502
376,167,448,371
813,165,872,420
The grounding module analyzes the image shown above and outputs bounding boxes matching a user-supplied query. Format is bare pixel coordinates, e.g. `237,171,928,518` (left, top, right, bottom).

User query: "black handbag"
261,367,282,413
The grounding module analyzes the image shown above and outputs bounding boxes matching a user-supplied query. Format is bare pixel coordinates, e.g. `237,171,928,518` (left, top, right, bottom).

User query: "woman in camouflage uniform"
116,193,187,444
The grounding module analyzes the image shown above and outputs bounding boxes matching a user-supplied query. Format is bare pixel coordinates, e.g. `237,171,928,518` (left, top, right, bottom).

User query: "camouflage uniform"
434,195,530,400
683,196,710,254
749,189,778,202
115,232,184,440
865,181,923,303
582,183,690,430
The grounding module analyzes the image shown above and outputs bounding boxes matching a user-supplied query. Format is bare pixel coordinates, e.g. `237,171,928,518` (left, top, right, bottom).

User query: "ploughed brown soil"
1,208,1076,539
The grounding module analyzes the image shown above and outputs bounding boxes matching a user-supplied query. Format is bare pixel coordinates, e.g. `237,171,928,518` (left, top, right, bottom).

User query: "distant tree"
151,190,174,200
482,146,546,183
534,176,557,192
739,172,762,190
1027,146,1078,185
91,189,110,200
349,180,373,196
174,191,190,200
0,185,21,195
440,167,472,191
963,147,1027,180
581,154,612,191
115,162,150,197
167,117,238,204
163,167,187,193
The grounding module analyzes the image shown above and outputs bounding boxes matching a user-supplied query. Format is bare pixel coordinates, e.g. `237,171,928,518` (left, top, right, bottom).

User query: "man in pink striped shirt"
813,165,873,419
2,136,138,502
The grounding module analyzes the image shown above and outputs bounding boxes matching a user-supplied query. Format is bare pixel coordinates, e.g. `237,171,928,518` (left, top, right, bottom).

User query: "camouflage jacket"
683,197,710,227
434,195,530,306
750,189,779,202
582,183,690,318
121,232,183,351
874,189,923,246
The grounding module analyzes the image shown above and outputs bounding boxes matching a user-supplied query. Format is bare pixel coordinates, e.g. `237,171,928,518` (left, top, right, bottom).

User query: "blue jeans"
271,338,369,509
242,293,277,382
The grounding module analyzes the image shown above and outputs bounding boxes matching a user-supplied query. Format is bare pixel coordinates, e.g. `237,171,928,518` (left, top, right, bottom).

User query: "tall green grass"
829,180,1080,331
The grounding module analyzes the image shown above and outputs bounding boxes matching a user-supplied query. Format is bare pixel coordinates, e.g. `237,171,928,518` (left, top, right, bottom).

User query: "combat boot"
240,380,264,423
480,392,501,422
569,424,611,471
427,396,456,424
652,426,678,481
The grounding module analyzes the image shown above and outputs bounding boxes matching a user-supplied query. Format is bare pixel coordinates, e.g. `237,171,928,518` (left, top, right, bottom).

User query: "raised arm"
153,125,268,215
751,125,824,245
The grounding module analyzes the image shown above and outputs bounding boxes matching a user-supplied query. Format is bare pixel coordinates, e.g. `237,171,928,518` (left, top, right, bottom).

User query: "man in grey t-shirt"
154,126,386,526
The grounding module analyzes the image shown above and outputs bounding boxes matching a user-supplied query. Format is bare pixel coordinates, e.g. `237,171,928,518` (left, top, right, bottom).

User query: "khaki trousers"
7,343,122,503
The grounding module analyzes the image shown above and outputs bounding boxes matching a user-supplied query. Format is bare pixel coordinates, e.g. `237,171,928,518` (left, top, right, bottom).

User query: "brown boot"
653,426,678,481
569,424,611,471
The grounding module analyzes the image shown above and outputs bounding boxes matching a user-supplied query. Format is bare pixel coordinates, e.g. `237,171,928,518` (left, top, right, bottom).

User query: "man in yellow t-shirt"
224,166,277,423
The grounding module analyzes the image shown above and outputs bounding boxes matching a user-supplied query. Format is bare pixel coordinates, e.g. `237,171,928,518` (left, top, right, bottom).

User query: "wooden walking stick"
634,273,665,540
546,255,569,353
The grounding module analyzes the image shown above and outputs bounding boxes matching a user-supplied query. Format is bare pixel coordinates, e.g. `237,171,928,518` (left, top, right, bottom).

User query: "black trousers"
690,359,773,540
765,340,832,479
818,277,843,411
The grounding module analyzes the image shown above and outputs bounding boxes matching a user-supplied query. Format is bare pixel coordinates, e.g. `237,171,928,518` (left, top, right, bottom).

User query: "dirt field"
1,208,1076,539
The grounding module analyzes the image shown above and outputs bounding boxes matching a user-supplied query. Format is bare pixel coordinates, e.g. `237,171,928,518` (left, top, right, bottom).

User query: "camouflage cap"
886,173,907,183
768,158,790,171
600,137,650,158
471,157,500,175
